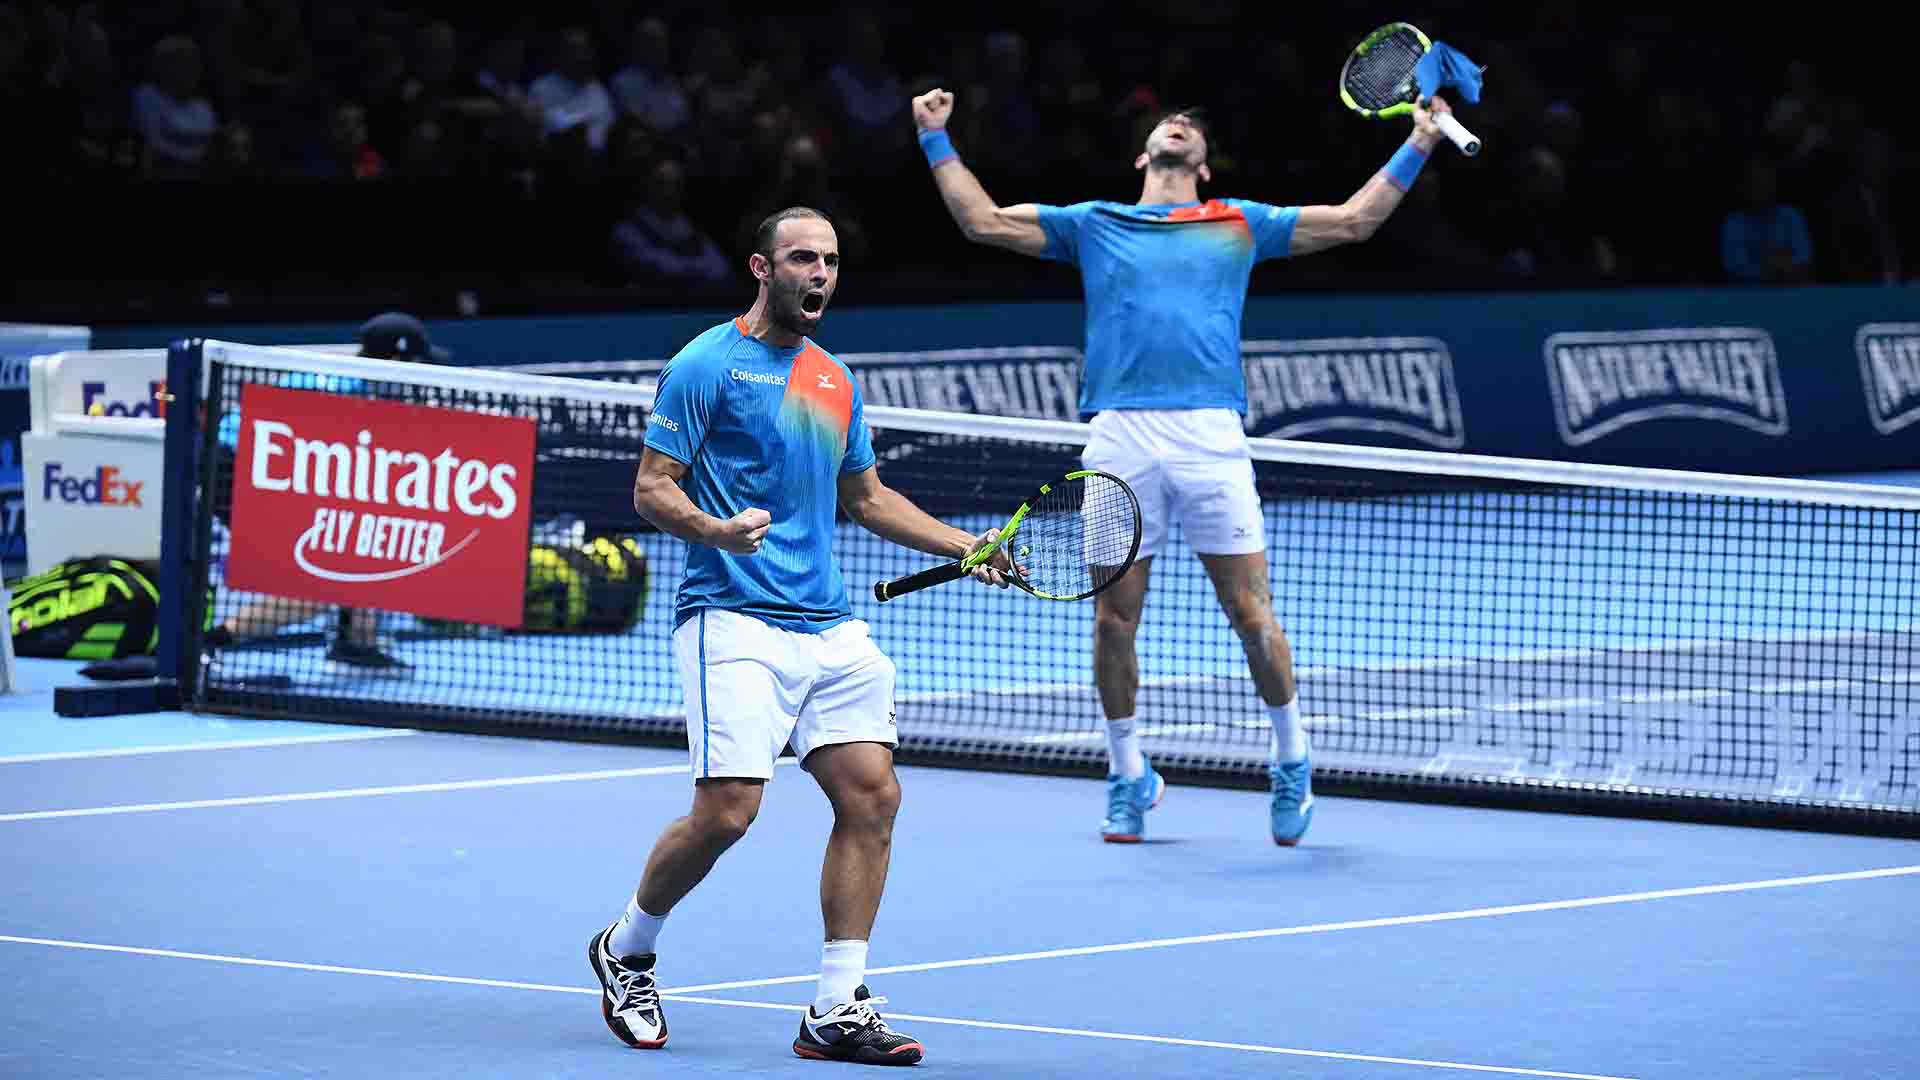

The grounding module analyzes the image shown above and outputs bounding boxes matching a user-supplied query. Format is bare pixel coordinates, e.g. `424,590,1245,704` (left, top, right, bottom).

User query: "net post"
153,338,203,695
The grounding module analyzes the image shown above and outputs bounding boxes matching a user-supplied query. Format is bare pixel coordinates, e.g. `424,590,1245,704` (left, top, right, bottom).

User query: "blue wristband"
918,128,957,168
1384,141,1428,191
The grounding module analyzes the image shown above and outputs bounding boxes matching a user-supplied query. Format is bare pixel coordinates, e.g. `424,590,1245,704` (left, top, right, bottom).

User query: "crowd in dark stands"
4,2,1911,317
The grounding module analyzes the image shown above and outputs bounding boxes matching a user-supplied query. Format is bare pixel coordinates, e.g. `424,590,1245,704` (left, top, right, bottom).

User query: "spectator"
827,14,904,153
529,26,614,153
1584,39,1653,156
395,117,454,178
1820,129,1902,285
398,21,459,123
1372,168,1500,281
231,0,312,115
1765,94,1842,210
469,33,528,108
734,133,869,264
965,30,1044,178
355,29,411,157
1497,147,1620,284
604,114,659,184
209,121,262,180
610,156,731,288
610,17,688,136
49,11,135,178
1721,158,1812,285
193,0,242,114
132,33,218,179
683,26,764,176
301,100,384,179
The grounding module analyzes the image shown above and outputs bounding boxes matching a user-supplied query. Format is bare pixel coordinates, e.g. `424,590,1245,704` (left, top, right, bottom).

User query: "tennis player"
588,206,1007,1065
911,89,1456,845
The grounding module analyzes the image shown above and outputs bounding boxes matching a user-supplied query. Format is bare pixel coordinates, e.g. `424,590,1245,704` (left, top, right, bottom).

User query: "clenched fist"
715,508,771,554
912,88,954,132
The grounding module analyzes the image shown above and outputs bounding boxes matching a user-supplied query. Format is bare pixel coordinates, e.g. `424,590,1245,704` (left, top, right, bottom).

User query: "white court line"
0,936,1631,1078
661,994,1636,1080
0,935,598,995
664,864,1920,993
0,764,692,822
0,728,420,765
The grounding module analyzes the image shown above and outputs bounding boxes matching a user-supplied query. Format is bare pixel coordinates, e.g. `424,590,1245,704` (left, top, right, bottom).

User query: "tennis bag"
8,556,162,660
520,536,649,634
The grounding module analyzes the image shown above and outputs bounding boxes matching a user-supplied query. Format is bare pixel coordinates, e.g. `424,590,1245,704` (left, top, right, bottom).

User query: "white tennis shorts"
1081,408,1264,559
673,608,898,781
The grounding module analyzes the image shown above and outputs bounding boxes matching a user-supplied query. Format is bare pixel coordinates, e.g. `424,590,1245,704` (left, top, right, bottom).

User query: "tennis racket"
873,469,1142,603
1339,22,1481,156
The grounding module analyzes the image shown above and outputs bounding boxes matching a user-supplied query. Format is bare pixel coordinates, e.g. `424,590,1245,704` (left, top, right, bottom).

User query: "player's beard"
770,275,827,337
1148,146,1202,174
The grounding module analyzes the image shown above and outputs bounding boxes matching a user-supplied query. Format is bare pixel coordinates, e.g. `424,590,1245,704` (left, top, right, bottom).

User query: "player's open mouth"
801,292,826,315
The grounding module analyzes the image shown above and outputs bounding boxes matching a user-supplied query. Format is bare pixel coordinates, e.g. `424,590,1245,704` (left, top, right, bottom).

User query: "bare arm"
839,466,1010,586
912,89,1049,257
633,447,768,554
1289,97,1451,256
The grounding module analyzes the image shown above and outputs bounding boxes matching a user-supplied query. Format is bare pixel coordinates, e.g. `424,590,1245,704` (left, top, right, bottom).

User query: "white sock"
814,939,868,1014
1269,696,1308,763
607,893,668,958
1105,714,1145,778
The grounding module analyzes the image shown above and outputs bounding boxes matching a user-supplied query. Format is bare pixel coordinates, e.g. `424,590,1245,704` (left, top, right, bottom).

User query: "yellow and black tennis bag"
7,556,163,660
521,536,649,634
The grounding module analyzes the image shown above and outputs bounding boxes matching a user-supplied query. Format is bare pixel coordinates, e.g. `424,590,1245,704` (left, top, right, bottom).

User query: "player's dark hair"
754,206,831,258
1149,105,1213,158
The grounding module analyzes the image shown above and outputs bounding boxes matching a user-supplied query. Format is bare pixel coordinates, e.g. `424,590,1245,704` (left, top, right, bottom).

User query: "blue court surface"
4,656,1919,1079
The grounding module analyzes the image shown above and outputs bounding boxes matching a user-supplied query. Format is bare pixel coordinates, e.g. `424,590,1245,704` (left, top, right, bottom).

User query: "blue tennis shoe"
1102,764,1166,842
1269,753,1314,846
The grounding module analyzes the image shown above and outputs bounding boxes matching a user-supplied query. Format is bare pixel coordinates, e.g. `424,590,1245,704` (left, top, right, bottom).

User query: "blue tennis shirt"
1037,199,1300,418
644,317,876,633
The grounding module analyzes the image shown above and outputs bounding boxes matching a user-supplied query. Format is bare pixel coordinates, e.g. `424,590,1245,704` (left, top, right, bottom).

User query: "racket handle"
1434,112,1480,156
874,560,968,602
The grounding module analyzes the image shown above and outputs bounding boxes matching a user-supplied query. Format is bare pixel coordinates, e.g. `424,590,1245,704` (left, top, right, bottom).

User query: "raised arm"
1289,95,1451,256
912,89,1049,257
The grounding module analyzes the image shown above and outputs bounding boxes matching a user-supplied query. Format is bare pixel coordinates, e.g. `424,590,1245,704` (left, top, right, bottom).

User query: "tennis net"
169,340,1920,835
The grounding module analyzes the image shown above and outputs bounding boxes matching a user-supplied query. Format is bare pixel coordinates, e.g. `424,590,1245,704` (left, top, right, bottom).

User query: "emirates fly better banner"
226,384,536,627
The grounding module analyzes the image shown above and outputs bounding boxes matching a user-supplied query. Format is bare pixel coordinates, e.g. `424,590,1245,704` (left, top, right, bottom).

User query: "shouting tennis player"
588,206,1007,1065
912,89,1456,846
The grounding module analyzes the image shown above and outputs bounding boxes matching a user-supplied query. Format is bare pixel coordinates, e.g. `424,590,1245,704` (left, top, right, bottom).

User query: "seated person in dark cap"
209,313,453,673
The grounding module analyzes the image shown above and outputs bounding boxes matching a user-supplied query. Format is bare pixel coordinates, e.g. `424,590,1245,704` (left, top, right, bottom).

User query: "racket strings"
1015,476,1137,599
1345,30,1424,109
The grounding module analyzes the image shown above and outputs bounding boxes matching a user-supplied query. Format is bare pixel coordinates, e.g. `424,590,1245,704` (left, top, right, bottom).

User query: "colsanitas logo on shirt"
731,368,787,386
1242,336,1466,448
1855,323,1920,434
1543,328,1788,445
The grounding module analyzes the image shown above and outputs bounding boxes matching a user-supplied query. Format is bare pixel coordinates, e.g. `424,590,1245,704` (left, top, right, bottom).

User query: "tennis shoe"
793,985,923,1065
1101,763,1165,842
588,927,668,1049
1269,752,1315,846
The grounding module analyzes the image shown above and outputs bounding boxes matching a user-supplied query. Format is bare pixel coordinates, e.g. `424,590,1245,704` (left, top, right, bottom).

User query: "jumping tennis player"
912,88,1457,845
587,206,1007,1066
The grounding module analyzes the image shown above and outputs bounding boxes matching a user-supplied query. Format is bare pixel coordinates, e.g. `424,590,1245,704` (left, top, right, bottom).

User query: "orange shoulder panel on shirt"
782,342,853,437
1165,199,1245,223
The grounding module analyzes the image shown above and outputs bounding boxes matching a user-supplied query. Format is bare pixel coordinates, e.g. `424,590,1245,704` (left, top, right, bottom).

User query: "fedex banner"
225,385,536,627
